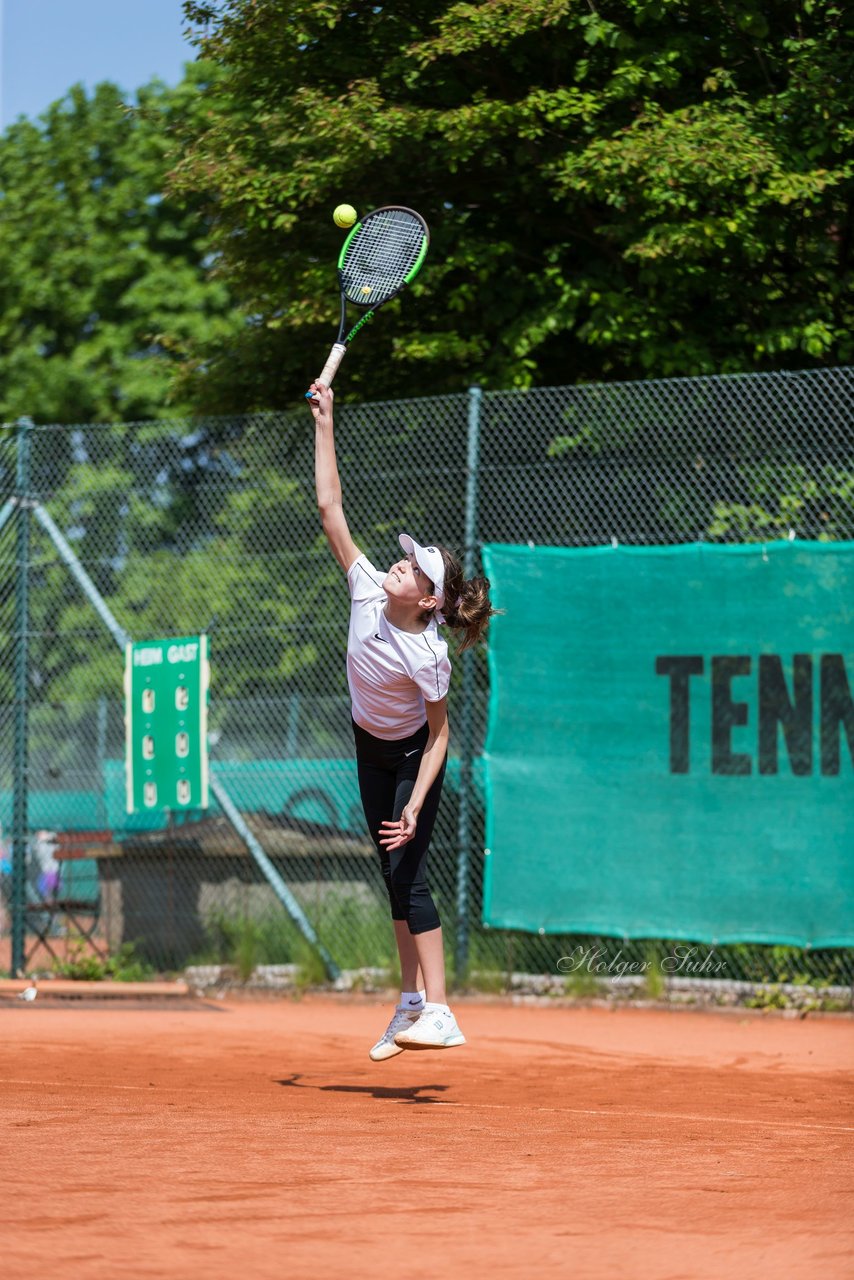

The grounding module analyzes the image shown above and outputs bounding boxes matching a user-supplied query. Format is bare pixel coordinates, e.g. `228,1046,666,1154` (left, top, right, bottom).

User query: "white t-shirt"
347,554,452,740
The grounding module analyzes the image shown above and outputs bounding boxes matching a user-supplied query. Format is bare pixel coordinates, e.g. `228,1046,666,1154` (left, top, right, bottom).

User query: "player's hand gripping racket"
305,205,429,399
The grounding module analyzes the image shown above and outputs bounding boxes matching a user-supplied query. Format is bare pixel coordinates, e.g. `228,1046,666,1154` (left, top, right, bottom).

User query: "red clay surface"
2,995,852,1280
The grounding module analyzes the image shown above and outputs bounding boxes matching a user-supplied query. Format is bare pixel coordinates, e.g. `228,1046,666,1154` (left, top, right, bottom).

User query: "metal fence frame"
1,366,852,991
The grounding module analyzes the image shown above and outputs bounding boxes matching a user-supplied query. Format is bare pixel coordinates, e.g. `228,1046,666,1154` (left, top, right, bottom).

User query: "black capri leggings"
353,719,446,935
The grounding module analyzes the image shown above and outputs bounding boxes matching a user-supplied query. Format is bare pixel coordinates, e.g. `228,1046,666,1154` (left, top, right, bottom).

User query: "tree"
170,0,854,410
0,66,242,424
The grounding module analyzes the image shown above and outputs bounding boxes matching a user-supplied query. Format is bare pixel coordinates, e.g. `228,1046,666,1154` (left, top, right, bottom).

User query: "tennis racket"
305,205,429,399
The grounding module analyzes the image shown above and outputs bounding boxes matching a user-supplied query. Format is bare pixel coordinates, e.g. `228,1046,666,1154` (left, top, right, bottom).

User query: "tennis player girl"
309,380,495,1058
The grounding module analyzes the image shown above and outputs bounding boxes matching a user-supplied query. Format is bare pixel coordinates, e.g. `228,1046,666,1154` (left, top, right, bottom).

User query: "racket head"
337,206,429,308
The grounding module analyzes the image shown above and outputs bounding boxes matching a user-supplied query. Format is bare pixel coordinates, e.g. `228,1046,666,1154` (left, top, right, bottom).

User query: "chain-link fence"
1,366,852,997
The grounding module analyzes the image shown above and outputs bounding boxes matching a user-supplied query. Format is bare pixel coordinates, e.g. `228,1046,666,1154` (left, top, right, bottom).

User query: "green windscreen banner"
481,541,854,947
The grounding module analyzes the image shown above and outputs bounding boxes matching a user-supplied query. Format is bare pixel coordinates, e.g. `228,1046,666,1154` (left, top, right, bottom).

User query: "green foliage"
707,464,854,541
313,894,397,971
292,936,331,989
561,967,601,999
0,67,241,423
641,944,665,999
465,967,509,995
194,899,395,984
198,908,302,970
51,939,156,981
170,0,854,409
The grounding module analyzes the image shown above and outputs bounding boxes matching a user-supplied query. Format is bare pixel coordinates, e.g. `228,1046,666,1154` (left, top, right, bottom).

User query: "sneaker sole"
369,1042,406,1061
395,1034,467,1051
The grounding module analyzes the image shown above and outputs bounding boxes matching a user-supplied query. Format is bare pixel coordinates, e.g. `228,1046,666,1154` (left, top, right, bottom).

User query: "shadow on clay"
275,1074,452,1104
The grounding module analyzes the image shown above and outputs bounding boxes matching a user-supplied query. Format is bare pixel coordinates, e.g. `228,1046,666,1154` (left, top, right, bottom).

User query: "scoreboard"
124,635,210,814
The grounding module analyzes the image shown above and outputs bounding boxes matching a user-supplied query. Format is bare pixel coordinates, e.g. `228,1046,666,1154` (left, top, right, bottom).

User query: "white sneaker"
369,1005,421,1061
393,1004,466,1050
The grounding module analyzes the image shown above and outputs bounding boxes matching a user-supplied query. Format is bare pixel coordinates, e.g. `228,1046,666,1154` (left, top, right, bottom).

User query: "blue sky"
0,0,197,130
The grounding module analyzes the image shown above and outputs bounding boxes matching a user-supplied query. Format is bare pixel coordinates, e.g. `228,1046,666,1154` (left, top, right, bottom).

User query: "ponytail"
434,548,500,651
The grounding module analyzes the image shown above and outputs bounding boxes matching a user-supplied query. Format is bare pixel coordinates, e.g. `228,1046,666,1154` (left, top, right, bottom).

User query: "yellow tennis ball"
333,204,357,229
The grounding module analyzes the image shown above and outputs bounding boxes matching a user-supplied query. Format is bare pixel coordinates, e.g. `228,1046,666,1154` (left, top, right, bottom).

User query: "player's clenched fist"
307,381,334,424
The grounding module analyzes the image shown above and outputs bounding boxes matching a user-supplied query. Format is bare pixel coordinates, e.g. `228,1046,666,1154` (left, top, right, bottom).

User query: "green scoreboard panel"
124,635,210,814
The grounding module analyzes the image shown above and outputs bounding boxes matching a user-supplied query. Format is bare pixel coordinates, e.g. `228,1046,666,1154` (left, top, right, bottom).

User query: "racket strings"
341,210,426,306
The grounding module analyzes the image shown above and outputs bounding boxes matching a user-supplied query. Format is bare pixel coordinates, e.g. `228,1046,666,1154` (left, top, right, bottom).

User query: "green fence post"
454,387,482,983
11,416,33,974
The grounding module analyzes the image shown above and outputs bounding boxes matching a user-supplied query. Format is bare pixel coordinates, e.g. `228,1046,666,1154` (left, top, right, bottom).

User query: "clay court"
2,993,852,1279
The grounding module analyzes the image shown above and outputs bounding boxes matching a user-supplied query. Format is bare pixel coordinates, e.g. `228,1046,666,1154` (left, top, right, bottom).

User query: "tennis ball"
333,203,357,229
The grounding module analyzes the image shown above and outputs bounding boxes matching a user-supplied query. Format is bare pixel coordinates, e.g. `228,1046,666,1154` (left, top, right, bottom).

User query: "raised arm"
308,381,360,573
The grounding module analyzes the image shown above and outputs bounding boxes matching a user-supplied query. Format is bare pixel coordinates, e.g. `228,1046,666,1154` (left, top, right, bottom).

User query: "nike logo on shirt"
404,749,419,757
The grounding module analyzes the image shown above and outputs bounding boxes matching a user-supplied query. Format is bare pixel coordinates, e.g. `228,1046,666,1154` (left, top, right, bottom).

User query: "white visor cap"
398,533,445,609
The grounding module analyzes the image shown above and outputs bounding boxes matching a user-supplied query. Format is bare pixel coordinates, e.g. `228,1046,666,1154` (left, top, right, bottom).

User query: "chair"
24,831,109,966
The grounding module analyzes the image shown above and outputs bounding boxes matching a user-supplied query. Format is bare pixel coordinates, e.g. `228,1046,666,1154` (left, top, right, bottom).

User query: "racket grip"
305,343,347,399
